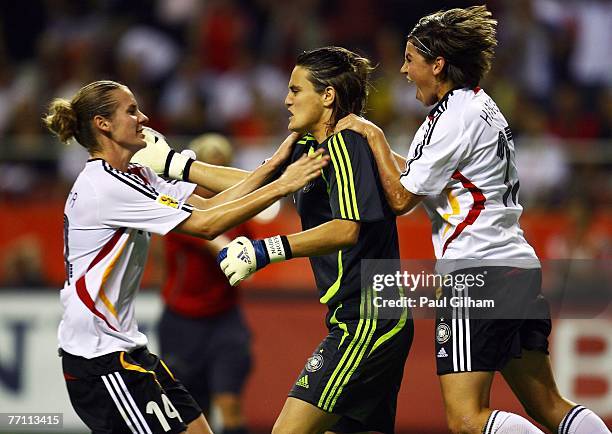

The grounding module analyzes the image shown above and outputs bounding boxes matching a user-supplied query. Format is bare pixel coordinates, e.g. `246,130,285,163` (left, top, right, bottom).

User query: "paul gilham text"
374,296,494,308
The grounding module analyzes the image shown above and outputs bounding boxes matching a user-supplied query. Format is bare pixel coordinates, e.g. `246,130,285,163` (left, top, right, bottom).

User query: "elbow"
200,220,226,240
200,228,220,240
391,201,408,216
192,212,225,240
390,195,411,215
390,191,422,216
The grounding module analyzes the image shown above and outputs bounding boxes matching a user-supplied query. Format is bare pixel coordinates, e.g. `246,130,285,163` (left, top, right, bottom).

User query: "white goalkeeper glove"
131,127,195,180
217,235,292,286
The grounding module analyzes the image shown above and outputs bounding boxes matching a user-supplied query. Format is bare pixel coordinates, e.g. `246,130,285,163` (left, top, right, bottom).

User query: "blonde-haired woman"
44,80,327,434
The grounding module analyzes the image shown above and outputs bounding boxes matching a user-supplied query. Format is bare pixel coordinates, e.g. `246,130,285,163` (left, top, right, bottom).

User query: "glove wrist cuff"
165,150,194,180
263,235,292,263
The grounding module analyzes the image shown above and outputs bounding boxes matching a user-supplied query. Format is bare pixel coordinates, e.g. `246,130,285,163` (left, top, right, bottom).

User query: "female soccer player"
218,46,413,434
44,80,327,434
335,6,610,434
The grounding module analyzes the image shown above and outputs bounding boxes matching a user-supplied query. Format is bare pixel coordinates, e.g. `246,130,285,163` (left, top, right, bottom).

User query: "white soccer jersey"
59,159,196,358
400,87,539,269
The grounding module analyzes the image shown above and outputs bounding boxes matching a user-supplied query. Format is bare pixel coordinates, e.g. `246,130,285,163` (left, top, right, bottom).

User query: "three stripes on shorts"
101,372,153,434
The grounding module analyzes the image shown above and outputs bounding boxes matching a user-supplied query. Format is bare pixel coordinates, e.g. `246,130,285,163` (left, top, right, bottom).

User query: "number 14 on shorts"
146,394,183,432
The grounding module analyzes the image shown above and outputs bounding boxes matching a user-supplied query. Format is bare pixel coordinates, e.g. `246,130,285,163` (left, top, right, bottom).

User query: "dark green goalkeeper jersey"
285,130,400,315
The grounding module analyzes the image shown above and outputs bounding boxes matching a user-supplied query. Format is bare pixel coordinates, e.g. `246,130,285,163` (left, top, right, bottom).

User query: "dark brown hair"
296,46,374,131
408,5,497,88
43,80,127,152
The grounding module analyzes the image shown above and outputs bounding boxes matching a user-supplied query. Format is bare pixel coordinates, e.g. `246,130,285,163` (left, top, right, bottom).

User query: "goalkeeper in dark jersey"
218,46,413,434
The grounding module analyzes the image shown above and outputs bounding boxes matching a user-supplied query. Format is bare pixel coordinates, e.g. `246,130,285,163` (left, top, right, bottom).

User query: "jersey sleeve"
138,165,197,202
97,165,195,236
400,111,468,195
325,130,385,222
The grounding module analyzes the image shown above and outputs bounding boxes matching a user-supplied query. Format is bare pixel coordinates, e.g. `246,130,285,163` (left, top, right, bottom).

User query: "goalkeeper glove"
131,127,195,180
217,235,293,286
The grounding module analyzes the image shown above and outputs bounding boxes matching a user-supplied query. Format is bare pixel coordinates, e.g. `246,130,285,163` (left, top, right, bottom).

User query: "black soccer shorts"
288,288,414,434
435,267,551,375
61,347,202,434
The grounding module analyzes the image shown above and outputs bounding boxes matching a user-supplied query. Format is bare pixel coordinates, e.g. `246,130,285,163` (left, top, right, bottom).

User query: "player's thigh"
273,397,341,434
501,349,574,428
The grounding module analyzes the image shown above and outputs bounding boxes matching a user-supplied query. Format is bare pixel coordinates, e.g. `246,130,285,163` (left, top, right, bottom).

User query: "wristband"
263,235,293,263
164,150,194,180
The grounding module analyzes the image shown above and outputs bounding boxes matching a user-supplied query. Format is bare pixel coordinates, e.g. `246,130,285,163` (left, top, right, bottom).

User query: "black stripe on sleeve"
562,406,586,434
103,162,158,200
401,111,444,178
486,410,499,434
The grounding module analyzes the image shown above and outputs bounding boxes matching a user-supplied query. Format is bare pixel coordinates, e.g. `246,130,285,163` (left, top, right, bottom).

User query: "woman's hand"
334,114,383,142
268,132,301,167
276,149,329,195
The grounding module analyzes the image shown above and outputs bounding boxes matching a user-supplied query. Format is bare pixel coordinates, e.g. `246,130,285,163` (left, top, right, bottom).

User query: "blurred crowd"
0,0,610,203
0,0,611,287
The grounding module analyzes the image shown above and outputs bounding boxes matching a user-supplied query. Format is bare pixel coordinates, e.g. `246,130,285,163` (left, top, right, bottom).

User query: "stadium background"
0,0,610,432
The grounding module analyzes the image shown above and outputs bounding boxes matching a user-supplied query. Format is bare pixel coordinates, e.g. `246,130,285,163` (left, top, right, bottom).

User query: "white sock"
483,410,544,433
558,405,611,434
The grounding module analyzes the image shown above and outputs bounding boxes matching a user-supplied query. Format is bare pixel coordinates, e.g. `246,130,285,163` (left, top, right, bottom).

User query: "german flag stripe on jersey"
442,170,486,254
317,286,378,411
328,132,360,220
98,233,133,319
75,228,127,332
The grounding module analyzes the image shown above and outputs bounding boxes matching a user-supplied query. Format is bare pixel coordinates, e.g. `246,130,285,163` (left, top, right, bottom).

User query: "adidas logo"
237,248,251,264
437,347,448,358
296,375,309,389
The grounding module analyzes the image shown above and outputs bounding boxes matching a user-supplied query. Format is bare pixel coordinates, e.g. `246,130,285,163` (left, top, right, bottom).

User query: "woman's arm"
393,150,407,169
186,163,250,193
188,133,304,209
287,219,360,257
176,151,329,239
133,128,300,194
335,115,424,215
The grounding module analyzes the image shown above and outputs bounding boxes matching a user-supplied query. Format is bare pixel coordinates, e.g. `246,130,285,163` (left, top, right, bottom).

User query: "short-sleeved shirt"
288,130,399,310
59,159,196,358
400,87,539,271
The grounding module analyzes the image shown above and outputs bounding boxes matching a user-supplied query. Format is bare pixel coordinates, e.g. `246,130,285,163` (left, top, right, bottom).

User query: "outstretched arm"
187,162,250,193
176,150,329,239
193,133,301,208
132,127,299,194
335,115,424,215
287,219,359,257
